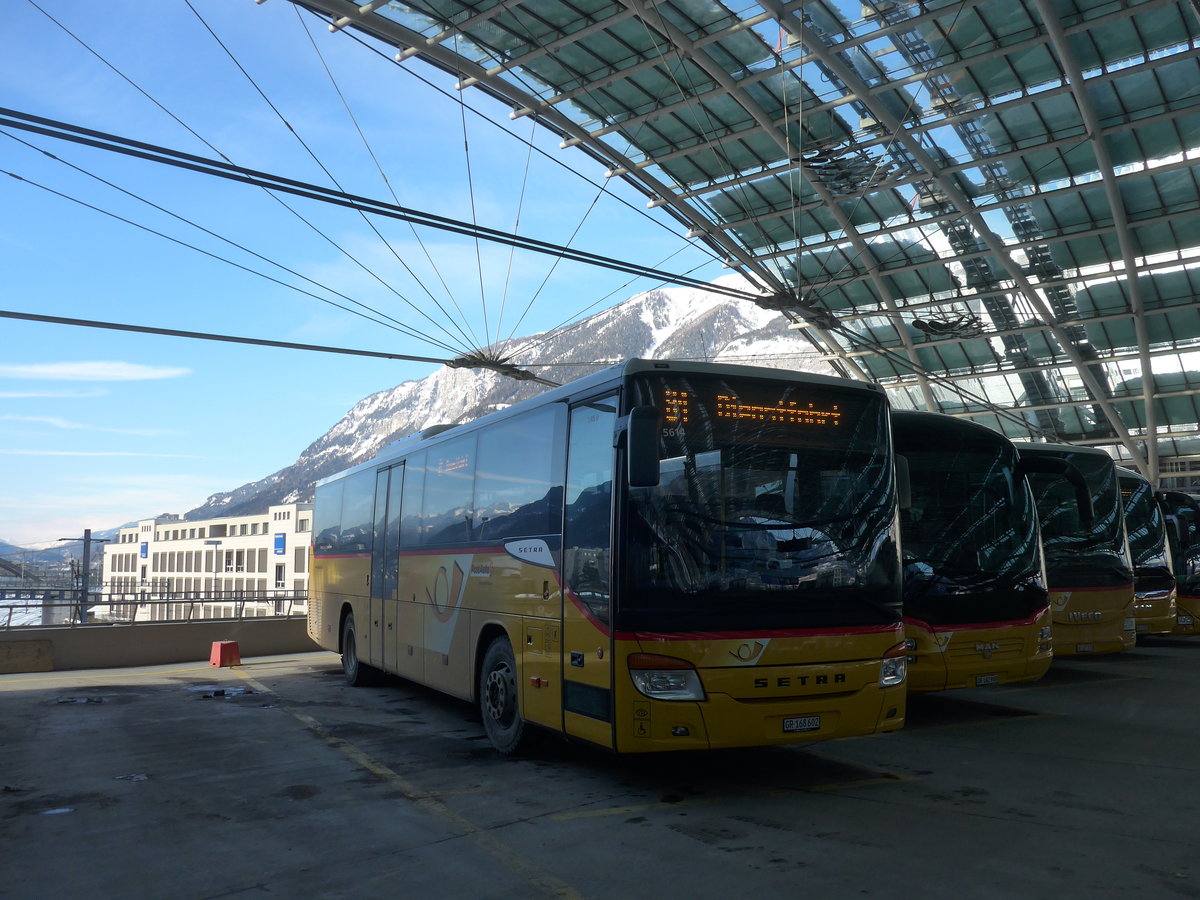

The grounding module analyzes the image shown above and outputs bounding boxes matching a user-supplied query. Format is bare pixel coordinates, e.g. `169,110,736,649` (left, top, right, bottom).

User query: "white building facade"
102,504,311,619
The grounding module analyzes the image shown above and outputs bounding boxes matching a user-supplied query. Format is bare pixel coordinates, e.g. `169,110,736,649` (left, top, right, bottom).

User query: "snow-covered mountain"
185,282,831,520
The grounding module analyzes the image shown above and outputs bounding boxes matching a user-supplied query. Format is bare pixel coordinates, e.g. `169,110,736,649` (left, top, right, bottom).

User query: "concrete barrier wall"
0,618,317,674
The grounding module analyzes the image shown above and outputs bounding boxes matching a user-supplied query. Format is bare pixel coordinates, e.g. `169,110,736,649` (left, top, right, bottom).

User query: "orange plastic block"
209,640,241,667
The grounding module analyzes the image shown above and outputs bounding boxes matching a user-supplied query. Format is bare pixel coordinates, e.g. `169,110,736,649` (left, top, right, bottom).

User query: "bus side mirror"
1017,455,1094,528
894,454,912,510
626,406,660,488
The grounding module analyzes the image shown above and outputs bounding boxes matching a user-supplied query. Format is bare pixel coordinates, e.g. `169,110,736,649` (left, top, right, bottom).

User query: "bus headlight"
880,643,907,686
628,653,705,701
1038,626,1053,642
1123,617,1136,632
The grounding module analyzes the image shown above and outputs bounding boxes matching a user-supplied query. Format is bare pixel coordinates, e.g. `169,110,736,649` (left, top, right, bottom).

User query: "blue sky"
0,0,724,548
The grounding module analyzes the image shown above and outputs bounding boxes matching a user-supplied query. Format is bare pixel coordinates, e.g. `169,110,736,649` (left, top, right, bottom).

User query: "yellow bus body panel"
312,549,908,753
1048,585,1136,655
1172,594,1200,635
904,608,1053,693
1134,589,1177,636
611,628,905,753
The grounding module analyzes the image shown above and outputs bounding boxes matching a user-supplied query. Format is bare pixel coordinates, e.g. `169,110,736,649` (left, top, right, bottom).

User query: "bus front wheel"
341,612,377,687
479,636,531,755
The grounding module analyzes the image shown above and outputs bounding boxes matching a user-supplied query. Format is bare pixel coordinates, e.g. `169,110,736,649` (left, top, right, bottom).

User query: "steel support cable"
509,244,704,364
335,0,713,352
0,310,448,365
188,0,481,355
328,15,732,277
444,0,694,350
497,120,539,345
1,129,463,354
293,0,784,296
622,6,797,286
24,0,473,356
1035,0,1161,483
0,108,757,301
293,5,472,349
0,307,560,385
0,164,461,348
617,0,798,292
594,2,868,380
450,31,492,351
785,0,971,291
801,23,1148,468
806,172,940,411
815,324,1057,440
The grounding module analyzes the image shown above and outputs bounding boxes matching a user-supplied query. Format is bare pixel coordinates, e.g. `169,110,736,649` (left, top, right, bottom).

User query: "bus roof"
1011,441,1117,461
891,409,1011,444
315,358,884,489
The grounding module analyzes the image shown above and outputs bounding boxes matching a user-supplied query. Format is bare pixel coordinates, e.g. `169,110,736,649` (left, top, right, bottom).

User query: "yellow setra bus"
308,359,908,754
1015,443,1136,656
892,412,1059,691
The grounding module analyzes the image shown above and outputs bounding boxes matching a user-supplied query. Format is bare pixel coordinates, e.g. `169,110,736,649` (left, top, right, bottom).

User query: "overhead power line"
0,107,759,303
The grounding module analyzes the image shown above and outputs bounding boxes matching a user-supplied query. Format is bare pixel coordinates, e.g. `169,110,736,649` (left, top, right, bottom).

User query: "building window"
297,518,310,533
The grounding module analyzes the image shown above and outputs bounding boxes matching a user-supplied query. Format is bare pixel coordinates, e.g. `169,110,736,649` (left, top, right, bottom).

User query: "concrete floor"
2,640,1198,899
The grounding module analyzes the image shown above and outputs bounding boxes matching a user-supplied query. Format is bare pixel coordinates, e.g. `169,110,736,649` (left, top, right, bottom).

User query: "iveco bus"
1116,467,1176,636
308,360,908,754
1016,443,1135,656
894,412,1058,691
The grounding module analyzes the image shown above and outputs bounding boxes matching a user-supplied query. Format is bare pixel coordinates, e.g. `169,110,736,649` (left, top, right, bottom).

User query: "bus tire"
479,635,531,755
341,612,376,687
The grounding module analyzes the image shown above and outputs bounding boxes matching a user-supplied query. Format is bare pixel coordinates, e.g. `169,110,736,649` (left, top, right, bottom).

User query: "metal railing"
0,588,308,629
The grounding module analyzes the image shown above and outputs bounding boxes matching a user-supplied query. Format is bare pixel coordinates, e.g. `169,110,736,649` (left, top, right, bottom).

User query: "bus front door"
371,465,403,674
561,399,617,749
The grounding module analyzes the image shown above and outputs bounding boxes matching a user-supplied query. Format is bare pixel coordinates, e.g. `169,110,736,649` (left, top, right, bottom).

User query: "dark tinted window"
422,434,478,544
399,452,426,547
313,479,343,555
338,471,375,553
476,406,566,541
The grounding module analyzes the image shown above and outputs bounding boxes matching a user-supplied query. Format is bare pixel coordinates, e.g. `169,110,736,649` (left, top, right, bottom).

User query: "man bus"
893,412,1081,690
308,359,908,754
1116,467,1176,636
1015,443,1135,656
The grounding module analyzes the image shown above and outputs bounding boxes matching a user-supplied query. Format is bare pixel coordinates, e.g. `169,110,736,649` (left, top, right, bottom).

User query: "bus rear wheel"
479,636,532,755
341,612,377,687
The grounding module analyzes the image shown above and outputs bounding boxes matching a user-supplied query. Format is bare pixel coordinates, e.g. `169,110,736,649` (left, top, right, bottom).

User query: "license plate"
1179,616,1195,626
783,715,820,733
1076,643,1094,653
975,674,1000,686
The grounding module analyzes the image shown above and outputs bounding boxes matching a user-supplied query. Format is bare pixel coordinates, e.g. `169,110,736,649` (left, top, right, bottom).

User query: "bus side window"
564,399,616,624
338,472,376,554
422,434,479,545
313,480,344,555
475,405,566,541
399,452,426,547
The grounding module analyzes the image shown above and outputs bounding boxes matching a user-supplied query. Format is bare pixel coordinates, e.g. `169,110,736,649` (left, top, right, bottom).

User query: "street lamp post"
205,540,222,600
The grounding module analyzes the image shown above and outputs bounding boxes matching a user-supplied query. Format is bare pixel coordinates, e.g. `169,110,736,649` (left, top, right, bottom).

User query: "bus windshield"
1120,473,1169,571
623,373,900,631
1025,449,1131,586
895,417,1045,625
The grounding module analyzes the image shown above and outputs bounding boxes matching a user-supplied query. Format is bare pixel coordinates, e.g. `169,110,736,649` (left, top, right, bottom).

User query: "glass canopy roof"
290,0,1200,484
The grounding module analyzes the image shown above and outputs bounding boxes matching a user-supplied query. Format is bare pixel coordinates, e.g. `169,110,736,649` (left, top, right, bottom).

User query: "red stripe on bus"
904,606,1050,633
617,624,903,642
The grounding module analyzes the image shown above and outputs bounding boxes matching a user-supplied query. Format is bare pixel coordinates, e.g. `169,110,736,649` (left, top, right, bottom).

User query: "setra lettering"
753,673,847,689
